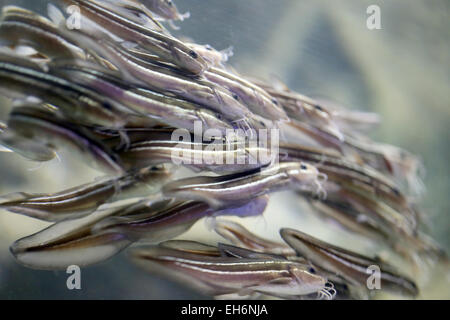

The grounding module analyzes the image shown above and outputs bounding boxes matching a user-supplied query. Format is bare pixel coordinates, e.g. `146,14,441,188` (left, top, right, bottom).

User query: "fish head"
289,264,327,294
197,110,233,134
172,45,207,75
153,0,182,20
280,228,322,265
285,162,320,186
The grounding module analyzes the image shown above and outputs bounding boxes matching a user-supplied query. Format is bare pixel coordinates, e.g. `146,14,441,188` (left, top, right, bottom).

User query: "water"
0,0,448,299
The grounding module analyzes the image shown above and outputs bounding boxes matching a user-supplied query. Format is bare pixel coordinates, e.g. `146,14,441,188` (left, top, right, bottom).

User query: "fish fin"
218,243,286,260
0,192,30,206
237,287,255,296
346,284,370,300
0,131,56,162
238,277,293,296
120,41,139,50
264,277,294,285
269,74,291,92
215,292,260,300
203,216,217,233
47,3,66,27
92,216,128,233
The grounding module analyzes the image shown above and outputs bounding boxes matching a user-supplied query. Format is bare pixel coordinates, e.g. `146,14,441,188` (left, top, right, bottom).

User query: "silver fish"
212,219,296,257
204,67,289,122
93,0,167,32
0,166,170,221
185,43,233,68
52,63,233,134
3,105,124,174
94,40,253,124
163,162,323,209
279,142,411,215
280,228,419,298
118,137,268,173
0,129,56,161
0,52,131,128
129,244,328,299
58,0,205,74
0,6,85,60
141,0,189,22
160,240,221,257
9,204,138,270
92,196,268,241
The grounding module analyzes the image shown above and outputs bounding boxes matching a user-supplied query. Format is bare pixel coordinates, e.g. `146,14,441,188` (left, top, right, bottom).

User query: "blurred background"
0,0,448,299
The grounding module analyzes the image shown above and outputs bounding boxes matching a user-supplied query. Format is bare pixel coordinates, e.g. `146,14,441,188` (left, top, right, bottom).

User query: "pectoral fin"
237,277,293,296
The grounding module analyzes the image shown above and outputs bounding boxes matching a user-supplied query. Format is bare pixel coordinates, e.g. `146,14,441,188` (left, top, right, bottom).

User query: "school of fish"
0,0,446,300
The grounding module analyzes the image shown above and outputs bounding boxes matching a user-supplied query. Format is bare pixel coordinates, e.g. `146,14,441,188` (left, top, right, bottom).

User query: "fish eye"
308,267,316,274
189,50,198,59
232,94,239,101
103,102,113,110
166,0,173,6
300,164,308,170
315,105,323,111
272,98,279,105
